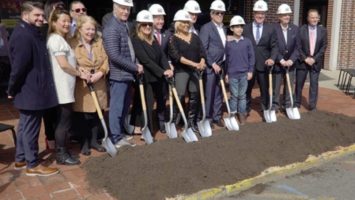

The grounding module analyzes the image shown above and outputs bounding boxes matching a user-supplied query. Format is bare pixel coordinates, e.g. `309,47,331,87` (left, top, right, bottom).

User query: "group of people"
6,0,327,177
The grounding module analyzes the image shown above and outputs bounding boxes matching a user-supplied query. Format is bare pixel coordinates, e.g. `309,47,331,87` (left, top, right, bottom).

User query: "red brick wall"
337,1,355,69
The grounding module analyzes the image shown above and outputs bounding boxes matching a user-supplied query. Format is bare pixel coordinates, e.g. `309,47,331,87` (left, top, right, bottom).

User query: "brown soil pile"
84,111,355,200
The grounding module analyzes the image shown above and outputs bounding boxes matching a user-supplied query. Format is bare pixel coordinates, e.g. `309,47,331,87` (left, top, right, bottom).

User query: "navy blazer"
243,22,279,72
7,20,58,110
199,21,227,71
274,23,300,72
298,24,327,71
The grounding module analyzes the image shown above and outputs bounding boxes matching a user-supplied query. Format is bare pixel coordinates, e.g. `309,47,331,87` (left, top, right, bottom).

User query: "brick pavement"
1,81,354,200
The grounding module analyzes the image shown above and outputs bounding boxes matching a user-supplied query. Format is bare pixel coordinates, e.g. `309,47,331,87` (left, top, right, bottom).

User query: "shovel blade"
142,128,154,144
286,107,295,119
187,128,198,142
102,138,117,157
292,107,301,119
224,117,239,131
270,110,277,122
124,114,134,134
164,122,171,138
181,130,193,143
170,123,178,138
197,120,212,137
264,110,273,123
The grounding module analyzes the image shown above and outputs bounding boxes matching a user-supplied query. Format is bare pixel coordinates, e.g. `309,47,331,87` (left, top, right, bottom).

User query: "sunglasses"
214,12,225,16
140,23,153,27
72,8,87,13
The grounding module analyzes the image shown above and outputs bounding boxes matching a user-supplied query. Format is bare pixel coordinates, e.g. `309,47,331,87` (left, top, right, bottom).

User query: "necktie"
309,29,315,56
156,32,161,45
256,24,261,44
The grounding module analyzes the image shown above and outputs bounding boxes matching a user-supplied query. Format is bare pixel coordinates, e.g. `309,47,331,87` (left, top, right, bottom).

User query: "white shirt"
252,22,263,42
281,24,288,44
47,33,76,104
214,22,226,47
189,26,198,35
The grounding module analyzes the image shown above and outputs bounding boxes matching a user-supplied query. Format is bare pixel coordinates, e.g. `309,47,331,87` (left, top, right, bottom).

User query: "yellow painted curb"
167,144,355,200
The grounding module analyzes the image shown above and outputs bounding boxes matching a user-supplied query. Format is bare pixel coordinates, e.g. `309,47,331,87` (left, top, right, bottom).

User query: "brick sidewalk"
1,86,354,200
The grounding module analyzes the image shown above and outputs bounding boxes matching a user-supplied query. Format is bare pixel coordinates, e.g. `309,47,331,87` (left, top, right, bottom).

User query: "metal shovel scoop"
170,79,198,142
87,83,117,157
138,76,154,144
285,68,301,120
164,85,178,138
123,114,134,135
219,72,239,131
264,66,277,123
197,71,212,137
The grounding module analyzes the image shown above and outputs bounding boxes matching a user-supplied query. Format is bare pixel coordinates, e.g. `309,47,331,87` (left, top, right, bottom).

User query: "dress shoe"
26,165,59,177
14,161,26,170
213,119,224,128
56,147,80,165
159,128,166,134
81,150,91,156
91,145,106,152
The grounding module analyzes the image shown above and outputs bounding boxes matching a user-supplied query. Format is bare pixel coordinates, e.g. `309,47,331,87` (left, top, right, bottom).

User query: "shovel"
285,68,301,120
138,75,154,144
123,114,135,135
219,71,239,131
197,71,212,137
170,78,198,142
264,66,277,123
87,83,117,157
164,84,178,138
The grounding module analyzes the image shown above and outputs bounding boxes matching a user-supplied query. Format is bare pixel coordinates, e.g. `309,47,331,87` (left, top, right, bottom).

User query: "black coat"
243,22,279,72
131,36,169,83
7,20,58,110
298,24,327,71
274,23,300,72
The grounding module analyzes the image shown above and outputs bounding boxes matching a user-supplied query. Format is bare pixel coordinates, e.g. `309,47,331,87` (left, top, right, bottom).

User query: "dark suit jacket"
274,23,300,71
298,24,327,71
243,22,278,72
199,21,227,72
131,36,169,83
7,20,58,110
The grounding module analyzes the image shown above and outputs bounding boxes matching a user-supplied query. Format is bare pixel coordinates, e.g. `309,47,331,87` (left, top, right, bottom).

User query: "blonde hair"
135,23,154,44
73,15,99,42
174,21,191,34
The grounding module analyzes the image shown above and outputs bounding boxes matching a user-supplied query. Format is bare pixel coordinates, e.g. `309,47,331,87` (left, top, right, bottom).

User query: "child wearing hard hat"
225,16,255,125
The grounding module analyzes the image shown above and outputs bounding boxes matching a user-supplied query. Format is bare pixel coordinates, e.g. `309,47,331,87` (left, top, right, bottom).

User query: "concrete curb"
167,144,355,200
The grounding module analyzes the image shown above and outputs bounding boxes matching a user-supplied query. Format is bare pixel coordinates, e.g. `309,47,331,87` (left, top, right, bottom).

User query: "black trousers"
295,68,320,109
55,104,73,148
246,70,270,111
43,106,57,141
131,81,165,134
272,69,296,110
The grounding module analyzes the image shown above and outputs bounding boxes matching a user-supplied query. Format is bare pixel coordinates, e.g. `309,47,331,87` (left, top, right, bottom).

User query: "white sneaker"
124,135,133,141
114,138,136,150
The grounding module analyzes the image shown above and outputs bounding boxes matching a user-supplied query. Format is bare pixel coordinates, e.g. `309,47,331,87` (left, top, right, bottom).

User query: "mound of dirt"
84,111,355,200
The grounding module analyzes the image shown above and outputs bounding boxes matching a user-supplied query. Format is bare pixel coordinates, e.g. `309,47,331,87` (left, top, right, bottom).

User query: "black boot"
56,147,80,165
188,92,200,133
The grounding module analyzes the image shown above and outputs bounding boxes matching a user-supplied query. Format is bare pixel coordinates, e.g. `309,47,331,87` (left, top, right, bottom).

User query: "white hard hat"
184,0,201,14
253,0,268,12
230,15,245,26
210,0,226,12
173,9,192,22
136,10,154,23
113,0,133,7
277,4,292,14
149,4,166,15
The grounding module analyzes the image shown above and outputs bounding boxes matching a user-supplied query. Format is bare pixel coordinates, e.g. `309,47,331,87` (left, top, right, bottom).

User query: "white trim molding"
329,0,342,70
293,0,300,25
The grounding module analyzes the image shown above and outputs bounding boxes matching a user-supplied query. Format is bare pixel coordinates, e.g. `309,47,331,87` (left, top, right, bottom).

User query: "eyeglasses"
72,8,87,13
213,12,225,16
140,23,153,27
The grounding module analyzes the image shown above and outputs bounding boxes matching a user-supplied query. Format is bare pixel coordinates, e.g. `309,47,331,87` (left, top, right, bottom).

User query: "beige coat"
69,37,109,113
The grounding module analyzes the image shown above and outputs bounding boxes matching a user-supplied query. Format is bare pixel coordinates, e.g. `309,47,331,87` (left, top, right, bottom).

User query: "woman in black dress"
130,10,173,138
168,10,206,133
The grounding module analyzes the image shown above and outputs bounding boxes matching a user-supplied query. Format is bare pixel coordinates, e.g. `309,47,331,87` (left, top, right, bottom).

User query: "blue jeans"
109,80,132,144
229,74,248,114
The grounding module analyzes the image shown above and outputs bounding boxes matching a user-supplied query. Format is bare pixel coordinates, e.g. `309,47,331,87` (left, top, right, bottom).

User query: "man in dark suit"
273,4,300,112
295,9,327,111
7,1,59,176
199,0,227,127
243,0,278,115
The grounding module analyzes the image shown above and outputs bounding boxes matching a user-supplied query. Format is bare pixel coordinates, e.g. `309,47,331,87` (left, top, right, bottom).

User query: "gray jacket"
103,16,137,81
